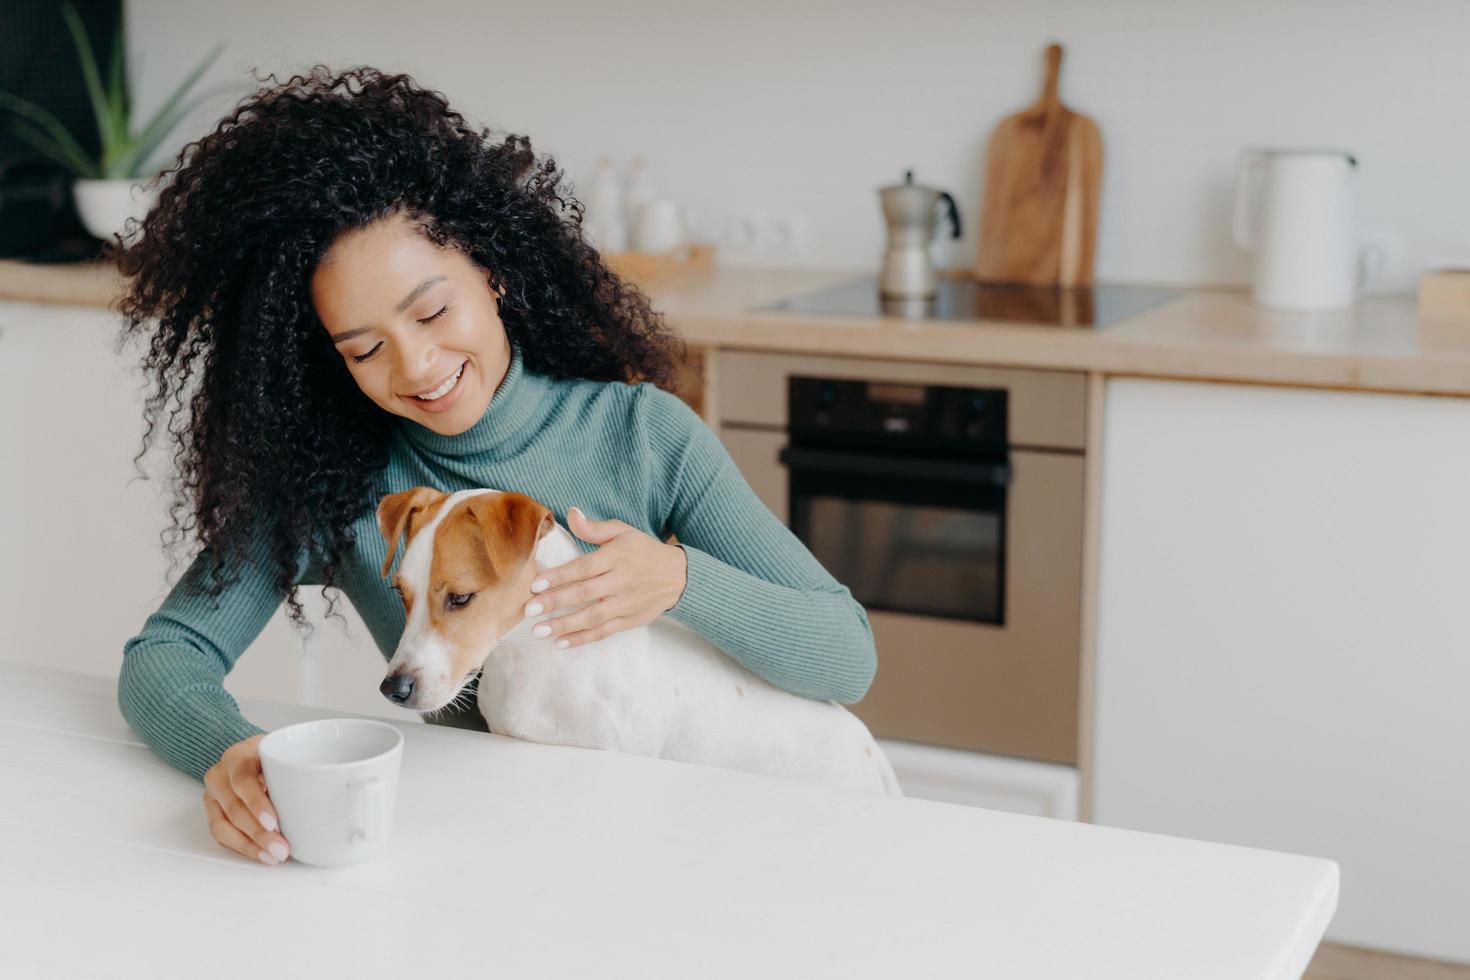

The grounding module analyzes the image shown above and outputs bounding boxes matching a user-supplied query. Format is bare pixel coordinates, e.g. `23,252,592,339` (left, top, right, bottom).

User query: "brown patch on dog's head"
377,486,448,578
456,492,556,586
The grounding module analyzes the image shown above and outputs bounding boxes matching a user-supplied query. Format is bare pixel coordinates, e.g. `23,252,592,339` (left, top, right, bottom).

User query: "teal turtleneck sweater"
118,340,877,781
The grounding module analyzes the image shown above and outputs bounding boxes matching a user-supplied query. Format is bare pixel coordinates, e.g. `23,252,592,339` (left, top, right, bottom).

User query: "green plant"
0,1,231,180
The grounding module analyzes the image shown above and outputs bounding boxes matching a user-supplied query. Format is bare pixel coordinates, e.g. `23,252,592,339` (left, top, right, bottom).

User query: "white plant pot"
72,177,161,245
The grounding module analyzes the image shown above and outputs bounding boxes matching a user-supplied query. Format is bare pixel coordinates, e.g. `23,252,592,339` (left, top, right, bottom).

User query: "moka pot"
879,169,962,299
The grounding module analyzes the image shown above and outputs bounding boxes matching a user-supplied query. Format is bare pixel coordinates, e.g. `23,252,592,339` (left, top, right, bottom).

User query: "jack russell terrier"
374,486,902,796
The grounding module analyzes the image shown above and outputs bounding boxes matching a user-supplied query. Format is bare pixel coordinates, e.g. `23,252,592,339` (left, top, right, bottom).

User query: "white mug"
259,718,404,867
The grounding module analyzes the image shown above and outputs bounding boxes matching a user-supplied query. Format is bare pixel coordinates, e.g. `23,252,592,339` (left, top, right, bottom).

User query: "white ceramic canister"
582,156,628,252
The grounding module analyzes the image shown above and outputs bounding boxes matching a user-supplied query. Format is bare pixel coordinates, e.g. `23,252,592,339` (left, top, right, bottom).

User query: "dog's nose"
380,672,415,704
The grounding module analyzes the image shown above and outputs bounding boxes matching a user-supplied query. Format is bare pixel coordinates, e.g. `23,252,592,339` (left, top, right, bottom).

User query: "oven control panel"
788,377,1008,457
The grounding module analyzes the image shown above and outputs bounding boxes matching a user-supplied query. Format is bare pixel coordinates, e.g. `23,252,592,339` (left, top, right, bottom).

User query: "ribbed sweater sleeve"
638,385,877,704
117,529,313,782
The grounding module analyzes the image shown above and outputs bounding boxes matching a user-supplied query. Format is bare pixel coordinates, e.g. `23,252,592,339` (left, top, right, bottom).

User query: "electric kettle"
1232,148,1365,311
879,170,962,299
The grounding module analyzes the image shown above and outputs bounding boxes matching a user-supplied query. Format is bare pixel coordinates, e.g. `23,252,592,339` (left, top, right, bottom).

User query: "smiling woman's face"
311,211,511,435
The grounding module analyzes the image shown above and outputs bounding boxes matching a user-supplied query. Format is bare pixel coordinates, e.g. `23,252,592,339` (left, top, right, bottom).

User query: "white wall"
124,0,1470,292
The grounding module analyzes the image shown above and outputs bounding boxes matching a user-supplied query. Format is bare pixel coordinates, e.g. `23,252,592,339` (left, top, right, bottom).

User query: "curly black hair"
108,64,686,637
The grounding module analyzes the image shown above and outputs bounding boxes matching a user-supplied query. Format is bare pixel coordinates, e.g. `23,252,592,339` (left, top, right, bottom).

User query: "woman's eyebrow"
329,275,447,343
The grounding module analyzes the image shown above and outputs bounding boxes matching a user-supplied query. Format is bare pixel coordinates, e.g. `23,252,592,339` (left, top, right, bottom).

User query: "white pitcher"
1232,148,1362,311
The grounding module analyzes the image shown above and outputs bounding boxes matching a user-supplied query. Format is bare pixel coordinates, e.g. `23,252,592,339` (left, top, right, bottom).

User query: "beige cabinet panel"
719,426,787,523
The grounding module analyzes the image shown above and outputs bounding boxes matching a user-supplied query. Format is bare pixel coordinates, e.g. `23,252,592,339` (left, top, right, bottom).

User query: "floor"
1306,942,1470,980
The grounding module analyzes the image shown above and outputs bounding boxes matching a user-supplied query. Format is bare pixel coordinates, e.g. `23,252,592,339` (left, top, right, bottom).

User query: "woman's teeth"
413,363,465,401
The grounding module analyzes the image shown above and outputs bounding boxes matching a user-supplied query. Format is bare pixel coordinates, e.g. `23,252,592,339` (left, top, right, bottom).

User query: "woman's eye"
348,306,448,364
446,592,475,610
351,342,382,364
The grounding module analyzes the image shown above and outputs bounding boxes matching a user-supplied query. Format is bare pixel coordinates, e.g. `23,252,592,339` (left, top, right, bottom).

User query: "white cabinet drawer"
880,739,1079,820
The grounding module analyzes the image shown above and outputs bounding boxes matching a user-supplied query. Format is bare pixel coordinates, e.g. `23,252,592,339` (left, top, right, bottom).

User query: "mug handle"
347,776,385,844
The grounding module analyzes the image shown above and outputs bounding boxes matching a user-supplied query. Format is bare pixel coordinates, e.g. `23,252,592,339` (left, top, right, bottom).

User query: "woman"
112,65,876,868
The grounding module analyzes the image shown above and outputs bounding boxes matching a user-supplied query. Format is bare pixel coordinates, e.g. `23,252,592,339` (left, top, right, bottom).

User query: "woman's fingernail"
570,506,581,517
533,624,551,638
268,841,290,862
531,578,549,592
555,639,569,650
258,849,279,866
525,601,543,616
259,811,278,832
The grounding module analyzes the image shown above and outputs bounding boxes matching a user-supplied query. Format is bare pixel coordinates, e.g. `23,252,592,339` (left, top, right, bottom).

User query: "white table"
0,661,1337,979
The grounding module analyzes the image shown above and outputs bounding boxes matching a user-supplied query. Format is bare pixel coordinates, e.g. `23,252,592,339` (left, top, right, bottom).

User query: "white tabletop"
0,661,1337,979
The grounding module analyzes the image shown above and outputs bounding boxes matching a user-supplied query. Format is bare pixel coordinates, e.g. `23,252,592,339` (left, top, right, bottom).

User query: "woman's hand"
523,506,688,649
203,732,292,866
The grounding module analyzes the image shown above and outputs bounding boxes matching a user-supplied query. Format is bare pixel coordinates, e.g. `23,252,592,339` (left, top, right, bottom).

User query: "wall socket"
1358,225,1408,292
713,208,811,260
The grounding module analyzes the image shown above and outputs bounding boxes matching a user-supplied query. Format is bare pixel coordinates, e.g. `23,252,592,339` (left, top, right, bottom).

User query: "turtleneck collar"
397,338,551,459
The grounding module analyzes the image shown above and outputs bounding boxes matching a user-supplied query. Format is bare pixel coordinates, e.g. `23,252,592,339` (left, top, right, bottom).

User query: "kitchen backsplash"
127,0,1469,292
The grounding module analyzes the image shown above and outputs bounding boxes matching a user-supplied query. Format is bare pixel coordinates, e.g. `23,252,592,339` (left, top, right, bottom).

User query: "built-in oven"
780,377,1011,627
715,351,1086,766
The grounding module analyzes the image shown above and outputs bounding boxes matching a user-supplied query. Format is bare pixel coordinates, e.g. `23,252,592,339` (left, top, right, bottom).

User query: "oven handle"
777,446,1011,486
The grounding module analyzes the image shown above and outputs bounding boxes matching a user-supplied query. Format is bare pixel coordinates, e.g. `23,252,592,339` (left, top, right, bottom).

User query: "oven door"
779,445,1010,625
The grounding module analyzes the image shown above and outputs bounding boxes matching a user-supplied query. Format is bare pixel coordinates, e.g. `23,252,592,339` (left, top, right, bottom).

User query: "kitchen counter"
654,267,1470,397
3,659,1338,979
0,256,121,310
5,257,1469,396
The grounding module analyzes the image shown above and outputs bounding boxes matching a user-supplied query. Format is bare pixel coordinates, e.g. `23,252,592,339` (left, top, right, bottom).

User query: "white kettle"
1232,148,1363,311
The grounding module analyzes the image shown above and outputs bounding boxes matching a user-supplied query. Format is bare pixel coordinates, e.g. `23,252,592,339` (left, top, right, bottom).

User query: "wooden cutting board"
974,44,1102,288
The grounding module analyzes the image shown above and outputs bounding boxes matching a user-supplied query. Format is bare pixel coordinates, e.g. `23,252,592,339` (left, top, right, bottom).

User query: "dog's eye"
446,592,475,610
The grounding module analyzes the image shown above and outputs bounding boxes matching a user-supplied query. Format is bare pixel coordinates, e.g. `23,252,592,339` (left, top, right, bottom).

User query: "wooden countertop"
0,257,125,310
654,267,1470,397
5,257,1469,396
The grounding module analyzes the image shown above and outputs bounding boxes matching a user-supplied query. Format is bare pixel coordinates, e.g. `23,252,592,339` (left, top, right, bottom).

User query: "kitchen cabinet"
1094,377,1470,963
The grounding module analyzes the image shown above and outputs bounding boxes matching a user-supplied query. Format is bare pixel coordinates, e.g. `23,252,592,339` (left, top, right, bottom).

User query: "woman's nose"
395,339,440,384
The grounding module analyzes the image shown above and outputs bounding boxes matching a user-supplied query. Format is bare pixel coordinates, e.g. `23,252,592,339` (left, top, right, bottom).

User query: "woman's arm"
118,528,316,782
638,384,877,704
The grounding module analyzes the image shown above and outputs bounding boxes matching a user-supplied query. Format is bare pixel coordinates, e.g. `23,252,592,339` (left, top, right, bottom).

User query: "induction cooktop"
758,275,1179,328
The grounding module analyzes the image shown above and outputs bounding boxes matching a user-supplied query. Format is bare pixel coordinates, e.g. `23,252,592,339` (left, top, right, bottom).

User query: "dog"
374,485,902,796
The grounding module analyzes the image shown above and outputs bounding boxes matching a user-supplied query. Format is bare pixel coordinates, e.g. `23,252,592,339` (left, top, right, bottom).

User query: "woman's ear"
476,265,505,300
377,486,442,578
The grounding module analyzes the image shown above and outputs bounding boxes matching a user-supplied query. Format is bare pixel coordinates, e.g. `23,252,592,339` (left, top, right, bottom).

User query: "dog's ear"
377,486,442,579
465,491,554,581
